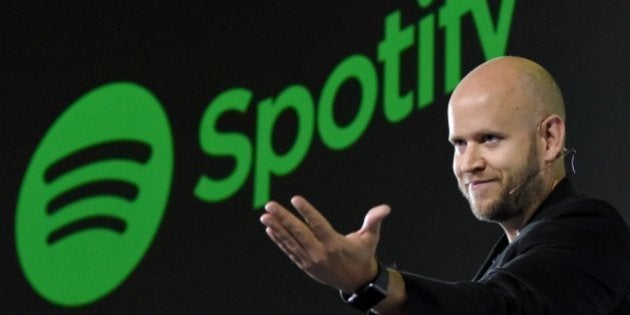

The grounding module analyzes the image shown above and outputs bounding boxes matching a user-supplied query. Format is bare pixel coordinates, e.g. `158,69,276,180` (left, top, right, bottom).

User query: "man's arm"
259,196,407,313
260,196,630,314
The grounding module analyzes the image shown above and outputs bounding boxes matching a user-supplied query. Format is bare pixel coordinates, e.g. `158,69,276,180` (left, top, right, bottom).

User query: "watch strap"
339,262,389,312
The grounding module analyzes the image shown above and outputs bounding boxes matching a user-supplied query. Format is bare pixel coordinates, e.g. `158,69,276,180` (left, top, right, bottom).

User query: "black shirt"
400,179,630,314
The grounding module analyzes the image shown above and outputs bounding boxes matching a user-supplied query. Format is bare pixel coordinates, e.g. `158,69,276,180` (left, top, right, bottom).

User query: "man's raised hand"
259,196,391,293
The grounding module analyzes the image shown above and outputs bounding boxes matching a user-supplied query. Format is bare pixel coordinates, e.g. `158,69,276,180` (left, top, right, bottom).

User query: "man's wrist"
339,262,389,312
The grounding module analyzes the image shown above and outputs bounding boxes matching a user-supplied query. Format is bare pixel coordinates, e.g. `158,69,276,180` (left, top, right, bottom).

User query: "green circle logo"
16,82,174,306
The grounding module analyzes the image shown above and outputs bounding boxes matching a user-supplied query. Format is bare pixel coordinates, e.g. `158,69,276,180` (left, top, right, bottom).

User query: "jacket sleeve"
400,271,547,314
398,201,630,314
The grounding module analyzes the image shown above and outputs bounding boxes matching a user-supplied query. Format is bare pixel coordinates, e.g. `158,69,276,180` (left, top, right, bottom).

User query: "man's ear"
540,115,565,164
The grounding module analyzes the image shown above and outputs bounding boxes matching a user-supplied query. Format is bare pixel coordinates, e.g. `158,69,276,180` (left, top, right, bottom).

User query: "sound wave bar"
47,180,139,215
47,215,127,245
44,140,151,184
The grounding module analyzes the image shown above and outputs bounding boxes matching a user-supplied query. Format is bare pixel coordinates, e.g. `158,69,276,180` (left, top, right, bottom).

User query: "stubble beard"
463,140,545,223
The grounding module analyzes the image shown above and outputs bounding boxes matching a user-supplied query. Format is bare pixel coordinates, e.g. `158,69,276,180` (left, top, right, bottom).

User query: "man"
259,56,630,314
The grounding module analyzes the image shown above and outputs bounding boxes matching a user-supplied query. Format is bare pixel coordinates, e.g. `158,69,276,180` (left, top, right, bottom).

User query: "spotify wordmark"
16,82,174,306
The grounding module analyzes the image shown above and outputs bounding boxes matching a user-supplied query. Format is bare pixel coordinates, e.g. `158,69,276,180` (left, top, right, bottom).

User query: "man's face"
448,89,544,223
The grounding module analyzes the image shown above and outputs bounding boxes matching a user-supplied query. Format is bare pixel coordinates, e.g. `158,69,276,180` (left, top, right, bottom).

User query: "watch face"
348,286,386,311
343,264,389,312
366,283,388,296
348,281,388,311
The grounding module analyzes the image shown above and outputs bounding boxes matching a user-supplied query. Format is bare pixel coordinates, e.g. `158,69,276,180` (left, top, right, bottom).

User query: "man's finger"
261,211,309,258
264,201,322,254
360,204,391,237
265,227,305,267
290,196,336,243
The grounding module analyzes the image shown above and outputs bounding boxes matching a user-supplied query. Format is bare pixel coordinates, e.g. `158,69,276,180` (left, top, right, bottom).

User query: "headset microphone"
508,166,544,195
508,148,576,195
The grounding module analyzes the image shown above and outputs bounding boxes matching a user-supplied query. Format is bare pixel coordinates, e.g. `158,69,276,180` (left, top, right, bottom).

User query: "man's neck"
500,174,564,243
500,208,540,243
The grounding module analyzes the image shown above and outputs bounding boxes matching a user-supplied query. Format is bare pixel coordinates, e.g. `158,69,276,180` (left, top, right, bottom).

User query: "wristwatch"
339,262,389,312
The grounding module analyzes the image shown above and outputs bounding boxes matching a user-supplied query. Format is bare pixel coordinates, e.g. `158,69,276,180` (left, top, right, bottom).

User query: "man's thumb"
360,204,391,236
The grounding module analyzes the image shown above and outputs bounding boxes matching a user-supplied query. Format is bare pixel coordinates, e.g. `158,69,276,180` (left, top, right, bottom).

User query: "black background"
2,1,629,313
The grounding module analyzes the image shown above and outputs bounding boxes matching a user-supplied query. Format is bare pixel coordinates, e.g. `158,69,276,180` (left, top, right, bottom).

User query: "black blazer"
399,179,630,314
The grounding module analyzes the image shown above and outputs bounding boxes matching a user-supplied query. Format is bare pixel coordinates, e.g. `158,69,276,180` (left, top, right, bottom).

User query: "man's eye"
482,135,500,143
451,140,466,147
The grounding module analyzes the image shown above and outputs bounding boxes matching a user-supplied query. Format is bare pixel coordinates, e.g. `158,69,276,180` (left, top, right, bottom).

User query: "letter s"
194,88,253,202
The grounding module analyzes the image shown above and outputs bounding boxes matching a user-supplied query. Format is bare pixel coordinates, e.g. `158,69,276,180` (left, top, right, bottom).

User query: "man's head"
448,56,566,225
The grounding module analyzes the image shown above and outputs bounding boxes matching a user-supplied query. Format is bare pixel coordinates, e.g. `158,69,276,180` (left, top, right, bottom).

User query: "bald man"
260,57,630,314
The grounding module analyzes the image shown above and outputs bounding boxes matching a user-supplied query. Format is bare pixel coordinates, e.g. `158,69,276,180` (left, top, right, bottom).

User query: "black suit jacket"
399,179,630,314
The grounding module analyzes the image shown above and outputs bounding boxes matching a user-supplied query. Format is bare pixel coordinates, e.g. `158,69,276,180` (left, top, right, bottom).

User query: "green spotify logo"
15,82,174,306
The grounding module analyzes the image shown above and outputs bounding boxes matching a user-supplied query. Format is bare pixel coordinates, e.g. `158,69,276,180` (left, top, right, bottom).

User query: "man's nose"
459,144,485,173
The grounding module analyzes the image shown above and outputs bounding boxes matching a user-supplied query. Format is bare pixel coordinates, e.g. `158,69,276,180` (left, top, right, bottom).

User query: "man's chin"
473,201,524,223
468,197,494,217
470,200,508,223
471,208,496,222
